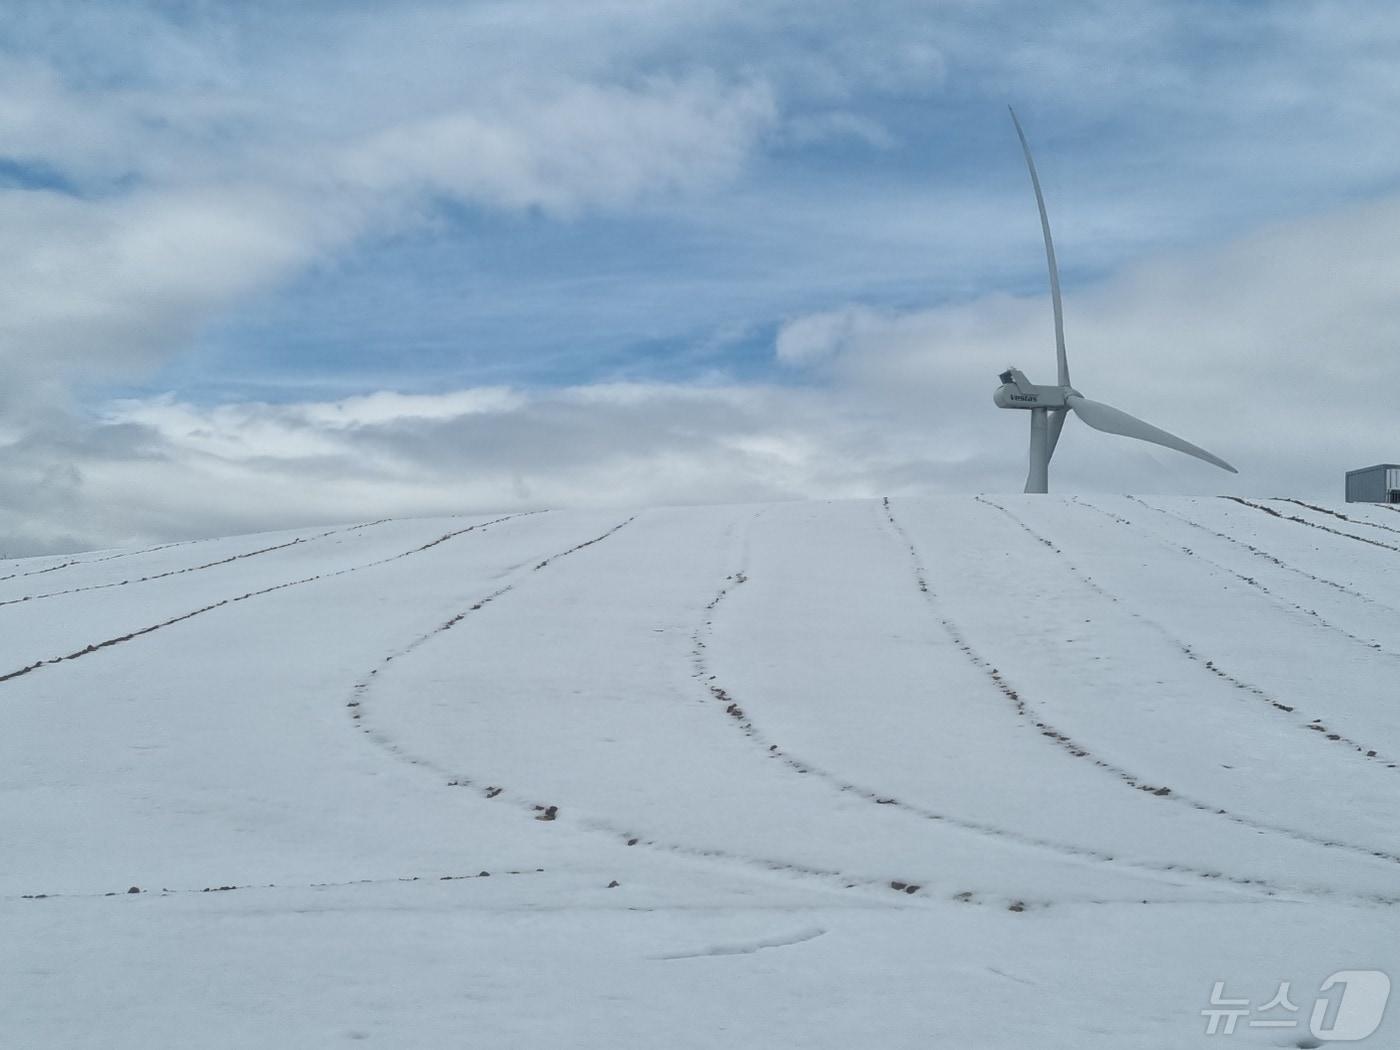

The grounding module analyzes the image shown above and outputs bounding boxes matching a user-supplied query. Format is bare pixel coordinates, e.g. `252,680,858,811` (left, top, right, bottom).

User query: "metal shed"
1345,464,1400,503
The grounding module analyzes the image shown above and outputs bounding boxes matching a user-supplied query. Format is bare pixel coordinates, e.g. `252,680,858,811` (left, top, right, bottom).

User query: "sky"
4,0,1400,554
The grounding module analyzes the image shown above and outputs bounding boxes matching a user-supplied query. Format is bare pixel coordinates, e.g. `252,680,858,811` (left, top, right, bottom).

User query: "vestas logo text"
1009,394,1039,403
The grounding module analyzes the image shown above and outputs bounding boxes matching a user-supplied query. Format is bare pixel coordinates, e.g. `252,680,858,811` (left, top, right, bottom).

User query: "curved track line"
881,498,1400,888
347,515,636,725
0,519,392,608
1126,496,1400,617
345,514,1077,910
10,865,547,904
0,539,193,584
1075,498,1400,768
1226,496,1400,554
1281,498,1400,538
688,518,1291,901
652,926,827,960
1076,498,1395,658
981,497,1400,774
0,514,529,687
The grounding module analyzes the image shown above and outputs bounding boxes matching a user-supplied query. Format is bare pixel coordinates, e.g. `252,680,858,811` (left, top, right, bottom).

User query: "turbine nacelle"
993,368,1073,410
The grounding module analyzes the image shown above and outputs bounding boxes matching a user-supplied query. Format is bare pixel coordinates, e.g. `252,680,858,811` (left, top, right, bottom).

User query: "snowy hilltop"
3,495,1397,1048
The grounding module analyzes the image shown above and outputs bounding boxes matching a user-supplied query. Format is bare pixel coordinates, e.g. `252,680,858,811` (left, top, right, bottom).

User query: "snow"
3,496,1397,1048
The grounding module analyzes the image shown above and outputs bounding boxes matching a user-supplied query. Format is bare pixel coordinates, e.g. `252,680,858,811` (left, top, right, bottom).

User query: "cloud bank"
2,2,1399,553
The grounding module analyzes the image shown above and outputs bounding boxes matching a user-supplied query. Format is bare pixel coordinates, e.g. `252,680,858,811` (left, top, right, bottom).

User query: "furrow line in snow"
1073,498,1400,676
1280,498,1400,538
981,498,1400,775
882,497,1400,883
0,539,194,584
1125,496,1400,617
10,866,547,904
651,927,828,960
347,514,637,728
1225,496,1400,554
0,519,392,608
688,536,1286,901
0,513,529,687
344,514,1000,909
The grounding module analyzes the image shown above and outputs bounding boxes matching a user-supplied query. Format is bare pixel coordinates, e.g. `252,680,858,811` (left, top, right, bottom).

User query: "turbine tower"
994,107,1237,493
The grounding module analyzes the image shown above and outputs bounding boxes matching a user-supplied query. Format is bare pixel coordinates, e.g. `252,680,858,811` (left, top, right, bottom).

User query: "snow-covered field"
3,496,1397,1048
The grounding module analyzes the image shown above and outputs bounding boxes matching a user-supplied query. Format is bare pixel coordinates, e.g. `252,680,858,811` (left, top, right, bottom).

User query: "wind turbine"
994,107,1237,493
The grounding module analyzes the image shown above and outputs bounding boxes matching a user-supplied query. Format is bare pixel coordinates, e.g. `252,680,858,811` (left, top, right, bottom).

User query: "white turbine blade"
1009,106,1069,388
1046,407,1067,460
1066,395,1237,473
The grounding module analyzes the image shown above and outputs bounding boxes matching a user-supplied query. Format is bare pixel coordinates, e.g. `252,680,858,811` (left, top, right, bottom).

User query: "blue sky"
4,1,1400,552
106,2,1396,401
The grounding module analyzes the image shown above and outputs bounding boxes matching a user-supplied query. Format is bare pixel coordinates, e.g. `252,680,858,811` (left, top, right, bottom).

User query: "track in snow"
0,519,390,608
686,517,1301,902
0,514,524,686
9,496,1400,912
881,497,1400,891
344,512,962,907
982,497,1400,774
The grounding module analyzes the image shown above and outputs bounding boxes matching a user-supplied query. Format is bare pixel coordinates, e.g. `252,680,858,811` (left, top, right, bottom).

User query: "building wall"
1346,465,1400,502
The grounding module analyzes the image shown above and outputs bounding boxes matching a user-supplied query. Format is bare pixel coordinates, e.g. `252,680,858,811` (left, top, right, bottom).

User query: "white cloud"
0,186,322,390
298,389,526,428
340,75,776,215
775,306,884,366
3,376,941,553
0,7,789,402
779,111,897,150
